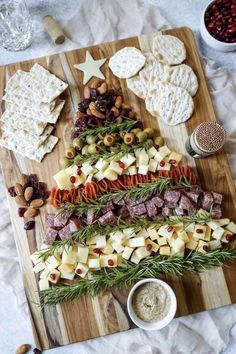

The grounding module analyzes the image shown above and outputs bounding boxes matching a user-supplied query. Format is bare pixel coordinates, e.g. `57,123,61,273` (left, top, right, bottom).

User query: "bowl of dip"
127,278,177,330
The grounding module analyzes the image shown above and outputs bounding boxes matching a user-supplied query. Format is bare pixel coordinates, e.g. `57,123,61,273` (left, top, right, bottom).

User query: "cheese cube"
74,173,86,187
53,169,73,190
157,236,168,246
217,218,230,226
148,159,158,172
207,220,220,230
209,240,222,250
186,239,198,250
111,242,125,253
40,267,50,279
65,164,78,176
94,171,104,181
204,226,211,241
85,173,94,184
96,235,107,248
81,162,94,176
168,151,182,165
158,225,174,239
221,230,233,243
159,246,171,256
147,227,159,240
136,149,149,166
145,239,159,253
138,165,149,175
88,257,100,269
127,237,145,248
58,263,74,275
117,254,123,265
167,234,177,247
95,159,109,172
130,250,141,264
177,231,189,243
185,223,195,232
45,255,61,270
123,227,135,238
128,165,137,175
102,244,114,255
33,262,46,273
147,146,158,158
77,246,89,263
109,161,123,175
135,246,151,260
136,229,149,239
157,161,171,171
226,222,236,234
110,231,125,243
30,252,43,265
75,263,89,278
61,249,77,265
61,272,76,280
172,238,185,253
48,269,60,284
154,146,171,162
197,240,209,253
86,235,99,245
212,227,225,240
100,254,118,268
193,225,207,240
39,279,50,291
122,246,134,260
120,153,136,168
103,168,118,181
173,222,184,232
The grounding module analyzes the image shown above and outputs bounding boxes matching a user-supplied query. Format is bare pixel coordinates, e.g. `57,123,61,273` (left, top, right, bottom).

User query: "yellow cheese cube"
212,227,225,240
185,223,195,232
221,230,233,243
177,230,189,243
226,222,236,234
130,250,141,264
122,246,134,260
58,263,74,275
136,228,149,239
39,279,50,291
88,257,100,269
157,236,168,246
186,239,198,250
77,246,89,263
159,246,171,256
204,226,211,241
135,246,151,260
197,240,209,253
172,238,185,253
145,239,159,253
167,234,177,247
147,146,158,158
207,220,220,230
100,254,118,268
61,272,76,280
217,218,230,226
209,240,222,250
193,224,207,240
167,151,182,166
158,225,174,239
109,161,123,175
111,242,125,253
128,165,137,175
148,158,158,172
157,161,171,171
120,153,136,168
53,169,73,190
127,237,145,248
102,244,114,255
147,226,159,240
103,168,118,181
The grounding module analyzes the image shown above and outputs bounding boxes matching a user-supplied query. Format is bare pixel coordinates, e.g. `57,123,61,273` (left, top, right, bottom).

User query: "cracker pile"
109,34,198,126
0,64,68,162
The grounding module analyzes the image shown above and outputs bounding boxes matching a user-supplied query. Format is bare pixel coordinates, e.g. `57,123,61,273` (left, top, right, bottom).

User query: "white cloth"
1,0,236,353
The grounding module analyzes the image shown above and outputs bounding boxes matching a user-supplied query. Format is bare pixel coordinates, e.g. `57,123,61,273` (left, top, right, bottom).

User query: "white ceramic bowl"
200,0,236,52
127,278,177,330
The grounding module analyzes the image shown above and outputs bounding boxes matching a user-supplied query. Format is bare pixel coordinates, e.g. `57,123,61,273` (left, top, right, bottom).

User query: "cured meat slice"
175,207,185,215
200,192,214,211
184,186,202,204
87,209,97,225
59,224,71,240
151,195,164,208
113,197,125,206
128,203,147,217
164,190,181,208
211,204,222,219
179,195,195,211
45,213,55,228
212,192,223,205
162,207,172,217
43,227,58,245
101,200,114,214
69,218,81,232
145,201,158,217
54,211,72,228
98,211,117,225
126,196,150,207
118,205,130,218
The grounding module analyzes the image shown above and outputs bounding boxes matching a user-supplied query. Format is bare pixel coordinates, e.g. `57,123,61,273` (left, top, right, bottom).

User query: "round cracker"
108,47,146,79
167,64,198,96
149,82,194,125
152,34,186,65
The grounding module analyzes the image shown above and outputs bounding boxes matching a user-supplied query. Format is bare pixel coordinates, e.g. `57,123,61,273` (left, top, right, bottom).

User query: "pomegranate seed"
169,159,176,165
167,226,173,232
160,161,165,167
196,229,203,234
146,244,153,252
203,245,209,252
50,273,56,281
77,167,82,175
108,259,114,266
93,248,101,254
76,268,82,275
70,176,76,183
18,207,26,217
119,161,126,169
226,234,233,242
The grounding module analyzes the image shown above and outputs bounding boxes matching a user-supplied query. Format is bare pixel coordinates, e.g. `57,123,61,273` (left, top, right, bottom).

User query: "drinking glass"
0,0,32,51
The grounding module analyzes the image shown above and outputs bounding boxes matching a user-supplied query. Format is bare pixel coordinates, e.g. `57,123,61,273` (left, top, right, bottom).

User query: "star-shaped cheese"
74,51,106,85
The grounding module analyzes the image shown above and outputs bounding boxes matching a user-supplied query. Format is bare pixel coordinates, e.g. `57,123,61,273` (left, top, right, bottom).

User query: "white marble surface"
0,1,236,354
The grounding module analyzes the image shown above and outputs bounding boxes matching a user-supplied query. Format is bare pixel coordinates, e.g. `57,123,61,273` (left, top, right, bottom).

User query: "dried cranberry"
50,273,56,280
18,208,26,217
106,110,114,122
24,220,35,230
119,161,126,169
70,176,76,183
33,349,42,354
29,174,38,185
8,186,17,197
169,159,176,165
96,99,107,111
78,99,90,112
90,88,98,99
167,226,173,232
159,161,165,167
120,108,130,116
196,229,203,234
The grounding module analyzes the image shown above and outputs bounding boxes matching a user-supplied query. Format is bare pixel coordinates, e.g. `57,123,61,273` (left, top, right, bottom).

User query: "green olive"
112,133,120,142
59,156,72,168
130,128,142,134
143,127,155,138
65,146,75,158
88,143,99,154
104,134,115,146
120,130,127,139
146,138,154,148
86,135,97,144
72,137,85,151
154,136,165,147
136,131,148,142
97,140,105,149
124,132,135,145
110,143,120,151
81,145,90,155
116,116,123,124
98,131,107,140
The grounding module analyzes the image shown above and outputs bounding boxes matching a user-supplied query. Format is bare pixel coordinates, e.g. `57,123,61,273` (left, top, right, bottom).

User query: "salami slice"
212,192,223,205
45,213,56,228
164,190,181,208
98,211,117,225
128,203,147,217
146,201,158,217
59,224,71,240
43,227,58,245
54,211,72,228
200,192,214,211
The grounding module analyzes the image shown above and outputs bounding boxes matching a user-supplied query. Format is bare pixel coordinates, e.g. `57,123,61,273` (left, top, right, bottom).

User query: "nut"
89,102,105,119
115,95,123,108
128,111,137,119
86,108,92,115
97,82,107,95
24,208,38,218
111,106,120,117
15,195,28,207
19,174,28,187
30,198,44,208
90,78,102,88
77,111,84,119
24,187,34,201
15,183,23,196
122,103,131,110
16,344,30,354
84,86,90,99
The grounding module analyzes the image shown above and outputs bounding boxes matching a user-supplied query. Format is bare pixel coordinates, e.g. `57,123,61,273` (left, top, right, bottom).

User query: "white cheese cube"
61,272,76,280
33,262,46,273
158,225,174,239
197,240,209,253
135,246,151,260
167,151,182,165
111,242,125,253
157,236,168,246
39,278,50,291
186,239,198,250
86,236,99,245
103,168,118,181
96,235,107,248
172,238,185,253
75,263,89,277
45,255,61,270
147,227,159,240
221,230,233,243
102,244,114,254
209,240,222,250
226,222,236,234
204,226,211,241
159,246,170,256
145,239,159,253
127,237,145,248
173,222,184,232
217,218,230,226
109,161,123,175
65,164,78,175
130,250,141,264
120,153,136,168
122,246,134,260
58,263,74,275
100,254,118,267
123,227,135,238
40,267,50,279
61,249,77,265
85,173,94,184
95,159,109,172
148,159,158,172
138,165,149,175
136,149,149,166
88,257,100,269
147,146,158,158
30,252,43,265
77,246,89,263
167,234,177,247
193,225,207,240
158,145,171,157
74,173,86,187
212,227,225,240
177,231,189,243
185,223,195,232
207,220,220,230
48,269,60,284
81,162,94,176
136,229,149,239
53,169,73,190
157,161,171,171
128,165,137,175
110,230,125,243
94,171,104,181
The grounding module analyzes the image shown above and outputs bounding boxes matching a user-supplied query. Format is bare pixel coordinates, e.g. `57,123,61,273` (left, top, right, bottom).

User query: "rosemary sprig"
39,248,236,307
79,117,138,140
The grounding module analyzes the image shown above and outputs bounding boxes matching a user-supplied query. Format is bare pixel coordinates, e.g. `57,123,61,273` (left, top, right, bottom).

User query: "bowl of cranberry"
200,0,236,51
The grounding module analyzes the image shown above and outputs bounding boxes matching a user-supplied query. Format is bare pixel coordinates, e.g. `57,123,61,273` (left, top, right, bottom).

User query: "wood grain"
0,27,236,350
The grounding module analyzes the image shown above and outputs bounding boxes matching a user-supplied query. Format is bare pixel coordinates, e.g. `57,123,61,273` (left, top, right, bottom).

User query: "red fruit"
76,268,82,275
50,273,56,281
146,244,153,252
24,220,35,230
77,167,82,175
93,248,101,254
167,226,173,232
18,208,26,217
159,161,165,167
70,176,76,183
196,229,204,234
108,259,114,266
119,161,126,169
169,159,176,165
8,186,17,197
203,245,209,252
226,234,233,242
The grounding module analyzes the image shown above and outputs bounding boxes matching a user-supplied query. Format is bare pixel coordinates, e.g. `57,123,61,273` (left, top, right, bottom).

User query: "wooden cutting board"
0,27,236,350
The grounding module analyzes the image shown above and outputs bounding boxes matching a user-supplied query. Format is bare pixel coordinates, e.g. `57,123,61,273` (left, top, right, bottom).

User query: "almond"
111,106,120,117
24,187,34,201
15,183,23,196
15,195,28,206
128,111,137,119
86,108,92,115
84,86,90,99
97,82,107,95
89,102,105,119
115,95,123,108
30,198,44,208
19,174,29,187
24,208,37,218
16,344,30,354
122,103,131,110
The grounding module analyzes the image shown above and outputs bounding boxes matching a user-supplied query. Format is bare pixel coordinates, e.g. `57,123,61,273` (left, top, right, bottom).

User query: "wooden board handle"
43,15,66,45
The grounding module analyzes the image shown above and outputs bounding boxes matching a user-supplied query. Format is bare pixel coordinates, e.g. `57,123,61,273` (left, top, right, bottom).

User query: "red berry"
169,159,176,165
146,244,153,252
226,234,233,242
77,167,82,175
119,161,126,169
18,208,26,217
76,268,82,275
203,245,209,252
167,226,173,232
93,248,101,254
108,259,114,266
159,161,165,167
70,176,76,183
196,229,204,234
50,273,56,281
